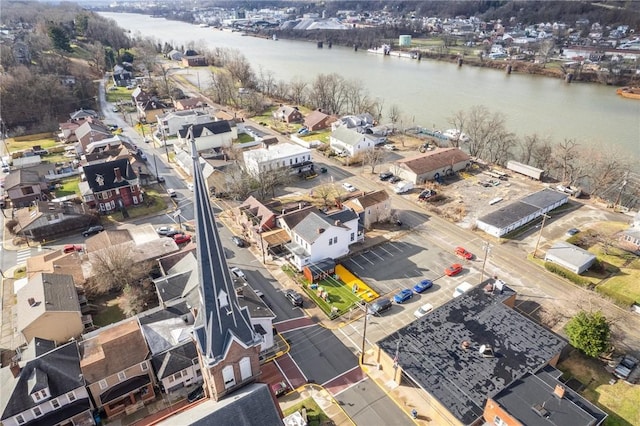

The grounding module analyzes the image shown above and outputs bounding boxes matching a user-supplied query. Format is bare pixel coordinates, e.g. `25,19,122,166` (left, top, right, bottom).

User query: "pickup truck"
614,355,638,380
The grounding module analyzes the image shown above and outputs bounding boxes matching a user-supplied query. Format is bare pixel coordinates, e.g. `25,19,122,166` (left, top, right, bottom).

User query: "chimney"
317,228,325,234
114,167,122,182
28,297,36,307
460,340,470,350
235,286,244,298
334,220,341,226
554,384,566,399
10,361,21,378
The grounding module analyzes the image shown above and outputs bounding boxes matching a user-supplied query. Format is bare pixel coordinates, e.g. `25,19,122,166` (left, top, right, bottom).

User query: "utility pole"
480,241,492,284
162,125,170,162
152,153,160,182
360,305,368,364
533,213,550,258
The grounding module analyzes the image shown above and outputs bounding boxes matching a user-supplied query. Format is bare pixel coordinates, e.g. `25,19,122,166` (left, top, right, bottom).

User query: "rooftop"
377,284,566,425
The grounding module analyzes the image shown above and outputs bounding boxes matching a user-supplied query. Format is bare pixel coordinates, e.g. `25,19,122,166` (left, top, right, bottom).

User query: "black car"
418,189,436,200
187,386,204,403
285,290,303,307
367,298,392,315
389,176,401,184
379,171,393,181
82,225,104,237
231,236,246,247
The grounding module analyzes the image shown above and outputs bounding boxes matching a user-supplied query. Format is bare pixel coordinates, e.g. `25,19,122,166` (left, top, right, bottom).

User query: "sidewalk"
279,384,354,426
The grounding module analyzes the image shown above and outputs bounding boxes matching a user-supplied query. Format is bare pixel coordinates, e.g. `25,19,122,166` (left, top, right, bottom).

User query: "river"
101,12,639,161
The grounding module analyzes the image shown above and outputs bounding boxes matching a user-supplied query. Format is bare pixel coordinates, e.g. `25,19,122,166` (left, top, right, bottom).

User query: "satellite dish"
479,344,486,354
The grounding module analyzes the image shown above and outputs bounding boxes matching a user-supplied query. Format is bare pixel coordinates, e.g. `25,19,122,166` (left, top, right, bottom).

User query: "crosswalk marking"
16,248,31,264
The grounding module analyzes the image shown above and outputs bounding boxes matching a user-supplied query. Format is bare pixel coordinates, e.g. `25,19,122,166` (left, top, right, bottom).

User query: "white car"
167,188,177,198
187,183,194,191
342,182,357,192
414,303,434,318
230,267,246,279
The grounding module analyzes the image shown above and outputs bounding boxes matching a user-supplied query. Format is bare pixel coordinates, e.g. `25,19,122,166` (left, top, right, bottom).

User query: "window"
32,407,42,417
494,416,507,426
99,379,108,389
350,233,355,242
67,392,76,402
16,415,25,424
51,398,60,409
222,365,236,389
141,361,148,371
333,237,338,244
118,371,126,381
328,238,332,246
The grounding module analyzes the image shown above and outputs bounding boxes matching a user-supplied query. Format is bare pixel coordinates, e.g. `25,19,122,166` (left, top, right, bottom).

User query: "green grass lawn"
304,277,362,318
235,133,254,143
558,350,640,426
282,397,330,426
6,134,58,152
92,301,126,327
103,192,168,223
300,130,331,143
105,86,135,103
55,177,81,197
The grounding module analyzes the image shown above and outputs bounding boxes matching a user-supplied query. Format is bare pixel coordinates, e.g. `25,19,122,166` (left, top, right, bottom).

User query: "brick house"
273,105,303,123
304,109,337,131
80,158,142,212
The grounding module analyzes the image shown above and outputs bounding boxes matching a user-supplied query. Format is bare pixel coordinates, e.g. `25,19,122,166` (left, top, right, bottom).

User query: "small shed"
545,242,596,274
303,258,336,283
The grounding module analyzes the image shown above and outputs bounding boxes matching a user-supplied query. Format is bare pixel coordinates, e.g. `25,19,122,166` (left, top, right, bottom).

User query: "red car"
454,246,473,260
173,233,192,244
444,263,463,277
63,244,84,254
271,381,290,398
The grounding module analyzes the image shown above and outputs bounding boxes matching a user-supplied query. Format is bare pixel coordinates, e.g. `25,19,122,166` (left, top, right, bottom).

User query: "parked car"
413,279,433,294
342,182,357,192
167,188,177,197
383,144,398,151
379,171,393,181
389,176,401,184
187,183,194,191
368,298,392,315
614,355,638,380
231,236,246,248
271,381,290,397
173,233,192,244
566,228,580,236
82,225,104,237
157,176,166,183
230,266,246,279
418,189,436,200
285,290,303,307
156,226,178,236
453,282,474,298
454,246,474,260
414,303,434,319
319,167,328,173
63,244,84,254
393,289,414,304
187,386,204,403
444,263,463,277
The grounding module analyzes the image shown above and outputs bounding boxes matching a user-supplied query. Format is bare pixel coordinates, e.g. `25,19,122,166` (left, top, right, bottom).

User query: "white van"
452,282,474,298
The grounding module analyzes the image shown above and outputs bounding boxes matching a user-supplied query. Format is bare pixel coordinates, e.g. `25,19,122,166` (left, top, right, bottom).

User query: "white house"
544,242,596,274
243,142,312,177
282,208,361,271
176,121,234,153
156,110,217,137
329,127,379,157
343,190,392,229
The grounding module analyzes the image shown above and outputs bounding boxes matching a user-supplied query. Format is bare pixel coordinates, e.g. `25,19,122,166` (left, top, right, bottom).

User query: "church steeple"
189,127,261,400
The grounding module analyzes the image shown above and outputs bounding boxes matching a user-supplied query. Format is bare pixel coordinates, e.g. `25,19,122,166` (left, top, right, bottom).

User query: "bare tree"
254,166,293,200
313,182,339,207
207,69,237,106
87,245,153,296
289,77,308,105
225,49,255,88
120,279,156,317
552,138,579,183
308,73,346,114
387,104,402,129
537,39,556,68
447,109,468,148
485,129,517,166
449,105,508,160
362,147,388,174
226,163,255,201
519,133,548,165
532,139,554,171
256,66,277,97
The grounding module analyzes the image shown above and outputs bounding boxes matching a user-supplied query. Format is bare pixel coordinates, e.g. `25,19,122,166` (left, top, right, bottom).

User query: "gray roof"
138,300,195,355
3,169,41,190
478,189,569,229
17,273,80,333
154,270,194,305
331,126,375,147
156,383,283,426
151,340,199,380
278,206,317,230
190,139,260,365
377,285,566,425
327,208,358,224
1,341,85,420
178,121,232,138
492,365,607,426
293,209,356,244
545,241,596,267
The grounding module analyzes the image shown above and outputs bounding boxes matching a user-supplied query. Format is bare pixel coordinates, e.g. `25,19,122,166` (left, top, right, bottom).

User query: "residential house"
391,147,471,184
3,169,48,207
156,110,216,137
82,134,134,157
131,87,151,105
243,142,312,177
14,200,94,241
331,113,375,131
544,242,597,274
16,273,84,344
238,196,278,233
137,301,202,393
304,109,337,131
79,158,142,212
476,189,569,238
79,318,155,418
58,121,81,143
181,54,207,67
282,207,361,271
175,97,207,111
273,105,303,123
136,98,169,124
75,121,112,153
112,64,133,87
329,126,378,157
375,283,587,426
176,121,233,153
69,109,99,122
619,212,640,253
26,248,86,289
343,190,391,229
0,340,95,426
166,50,182,61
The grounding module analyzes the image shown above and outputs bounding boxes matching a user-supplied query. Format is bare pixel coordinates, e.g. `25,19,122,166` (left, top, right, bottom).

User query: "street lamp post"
480,241,492,284
533,213,551,258
360,304,368,364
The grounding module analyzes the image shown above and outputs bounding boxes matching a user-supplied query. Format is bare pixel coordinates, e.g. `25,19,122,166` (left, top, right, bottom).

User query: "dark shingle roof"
82,158,138,192
151,341,198,380
377,285,566,425
178,121,232,138
1,341,84,420
478,189,569,228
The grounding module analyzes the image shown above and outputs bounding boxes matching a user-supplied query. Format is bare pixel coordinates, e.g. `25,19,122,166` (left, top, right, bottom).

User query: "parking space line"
387,241,406,252
378,245,395,257
348,258,364,270
359,253,375,265
369,250,385,261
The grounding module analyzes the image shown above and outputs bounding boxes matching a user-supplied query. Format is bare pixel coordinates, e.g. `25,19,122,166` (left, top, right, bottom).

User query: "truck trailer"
506,161,545,180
